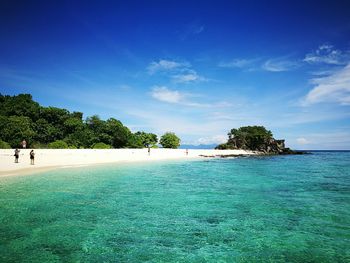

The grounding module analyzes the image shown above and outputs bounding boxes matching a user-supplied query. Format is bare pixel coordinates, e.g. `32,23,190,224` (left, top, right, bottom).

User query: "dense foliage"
92,142,112,149
160,132,181,149
0,94,163,149
0,140,11,149
48,140,69,149
216,126,274,150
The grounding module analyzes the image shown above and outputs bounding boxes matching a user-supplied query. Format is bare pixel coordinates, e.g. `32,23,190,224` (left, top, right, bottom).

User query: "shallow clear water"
0,152,349,262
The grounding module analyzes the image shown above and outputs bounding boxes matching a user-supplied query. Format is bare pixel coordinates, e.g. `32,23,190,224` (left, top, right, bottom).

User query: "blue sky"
1,0,350,149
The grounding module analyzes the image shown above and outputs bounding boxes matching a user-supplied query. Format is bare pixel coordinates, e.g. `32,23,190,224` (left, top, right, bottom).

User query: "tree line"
0,94,180,149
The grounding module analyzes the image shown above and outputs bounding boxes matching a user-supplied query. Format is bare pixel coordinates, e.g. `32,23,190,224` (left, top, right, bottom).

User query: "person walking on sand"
22,140,27,149
14,148,20,163
148,146,151,156
30,150,35,165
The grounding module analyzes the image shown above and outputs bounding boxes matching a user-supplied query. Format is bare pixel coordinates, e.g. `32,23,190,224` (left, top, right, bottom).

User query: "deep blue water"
0,152,349,262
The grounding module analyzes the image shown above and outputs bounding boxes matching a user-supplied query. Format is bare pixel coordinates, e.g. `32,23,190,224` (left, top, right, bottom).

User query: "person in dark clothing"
30,150,35,165
14,148,20,163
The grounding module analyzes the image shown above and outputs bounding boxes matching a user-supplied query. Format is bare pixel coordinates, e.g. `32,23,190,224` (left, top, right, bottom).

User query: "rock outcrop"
215,126,308,155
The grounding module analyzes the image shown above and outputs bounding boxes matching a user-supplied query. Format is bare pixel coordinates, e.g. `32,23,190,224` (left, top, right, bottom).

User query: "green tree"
160,132,180,149
0,140,11,149
126,131,158,148
48,140,69,149
0,115,8,141
126,133,144,148
227,126,273,150
63,117,84,134
86,115,112,145
92,142,111,149
0,93,40,120
66,127,96,149
1,116,35,147
136,131,158,147
215,143,230,150
40,106,70,126
86,115,105,133
33,118,62,143
106,118,131,148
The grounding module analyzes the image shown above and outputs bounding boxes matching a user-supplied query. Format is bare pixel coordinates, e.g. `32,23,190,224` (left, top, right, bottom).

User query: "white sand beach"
0,148,256,177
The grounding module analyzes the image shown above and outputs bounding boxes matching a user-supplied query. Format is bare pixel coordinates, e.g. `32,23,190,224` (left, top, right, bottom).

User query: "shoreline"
0,148,256,177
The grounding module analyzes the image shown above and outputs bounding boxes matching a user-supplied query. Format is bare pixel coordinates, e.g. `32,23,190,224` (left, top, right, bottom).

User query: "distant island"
216,126,306,155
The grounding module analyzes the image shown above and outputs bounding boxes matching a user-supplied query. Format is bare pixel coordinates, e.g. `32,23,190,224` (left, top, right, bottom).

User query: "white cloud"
173,73,199,82
309,69,338,76
151,86,184,103
289,131,350,150
219,57,299,72
296,137,310,145
302,64,350,105
196,135,227,145
172,69,207,83
150,86,232,108
262,58,300,72
304,44,349,65
219,58,258,69
147,59,207,82
147,59,189,74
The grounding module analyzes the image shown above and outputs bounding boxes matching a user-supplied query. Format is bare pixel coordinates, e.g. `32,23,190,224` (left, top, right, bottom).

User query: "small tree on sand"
160,132,180,149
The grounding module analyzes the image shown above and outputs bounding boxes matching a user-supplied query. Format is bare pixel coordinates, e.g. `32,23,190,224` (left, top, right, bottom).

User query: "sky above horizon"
1,0,350,149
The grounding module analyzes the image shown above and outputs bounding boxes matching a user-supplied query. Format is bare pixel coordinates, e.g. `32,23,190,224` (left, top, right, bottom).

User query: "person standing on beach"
148,146,151,156
186,149,188,156
22,140,27,149
14,148,20,163
30,150,35,165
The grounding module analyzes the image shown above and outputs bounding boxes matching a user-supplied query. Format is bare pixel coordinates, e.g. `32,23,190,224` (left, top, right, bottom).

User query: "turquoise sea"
0,152,349,262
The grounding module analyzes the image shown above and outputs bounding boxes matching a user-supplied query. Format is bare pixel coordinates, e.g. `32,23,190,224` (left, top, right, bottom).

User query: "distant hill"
179,144,217,149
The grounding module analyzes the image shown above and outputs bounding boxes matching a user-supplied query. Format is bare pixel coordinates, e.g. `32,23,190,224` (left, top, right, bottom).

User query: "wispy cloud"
262,57,300,72
172,73,199,83
302,63,350,105
296,137,310,145
218,58,258,69
147,59,206,83
180,21,205,40
147,59,189,74
150,86,232,108
172,69,207,83
309,69,338,76
219,57,300,72
292,131,350,150
196,135,227,145
151,86,184,103
304,44,350,65
192,25,204,34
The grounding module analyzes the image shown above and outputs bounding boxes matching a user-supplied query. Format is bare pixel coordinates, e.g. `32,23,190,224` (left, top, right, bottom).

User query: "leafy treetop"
160,132,180,149
216,126,274,150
